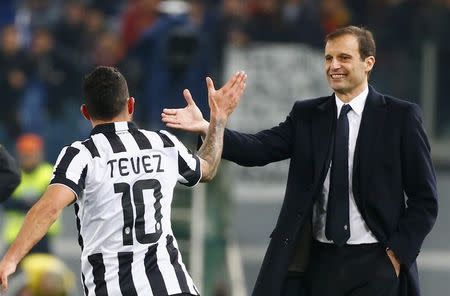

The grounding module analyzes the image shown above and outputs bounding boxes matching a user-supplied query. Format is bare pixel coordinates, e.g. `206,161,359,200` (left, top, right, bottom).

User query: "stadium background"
0,0,449,295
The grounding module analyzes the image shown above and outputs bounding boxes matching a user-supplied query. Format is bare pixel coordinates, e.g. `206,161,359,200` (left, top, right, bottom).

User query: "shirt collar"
334,86,368,117
90,121,139,135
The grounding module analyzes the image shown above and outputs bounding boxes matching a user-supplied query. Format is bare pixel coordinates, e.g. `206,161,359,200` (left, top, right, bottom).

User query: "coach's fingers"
162,109,177,115
165,123,181,129
161,112,175,119
161,115,179,125
183,89,195,106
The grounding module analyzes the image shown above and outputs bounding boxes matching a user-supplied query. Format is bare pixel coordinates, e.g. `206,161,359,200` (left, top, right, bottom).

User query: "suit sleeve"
220,102,298,167
387,104,438,268
0,145,21,202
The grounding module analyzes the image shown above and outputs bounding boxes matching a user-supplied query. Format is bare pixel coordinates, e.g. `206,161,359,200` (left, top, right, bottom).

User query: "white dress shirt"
313,87,378,244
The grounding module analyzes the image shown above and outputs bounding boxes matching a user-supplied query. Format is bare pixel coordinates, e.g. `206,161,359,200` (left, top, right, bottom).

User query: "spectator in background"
53,0,85,53
133,0,211,128
319,0,351,34
0,24,30,139
0,0,15,28
281,0,324,47
9,253,75,296
376,0,427,50
217,0,250,47
91,30,125,67
14,0,62,45
210,0,250,82
25,27,70,123
2,134,60,254
0,145,21,202
346,0,370,26
369,0,427,105
246,0,291,42
244,0,324,45
121,0,160,51
82,6,107,54
52,0,87,100
89,0,126,17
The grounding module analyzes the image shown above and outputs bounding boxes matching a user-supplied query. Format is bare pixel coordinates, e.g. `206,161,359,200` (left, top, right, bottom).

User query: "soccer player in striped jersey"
0,66,247,296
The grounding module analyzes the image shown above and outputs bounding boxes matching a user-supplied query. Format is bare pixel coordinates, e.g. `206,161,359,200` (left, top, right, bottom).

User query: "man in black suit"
161,26,438,296
0,144,21,202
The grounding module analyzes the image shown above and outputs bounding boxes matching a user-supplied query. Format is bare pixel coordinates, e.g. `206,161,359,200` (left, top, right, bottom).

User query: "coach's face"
325,34,374,102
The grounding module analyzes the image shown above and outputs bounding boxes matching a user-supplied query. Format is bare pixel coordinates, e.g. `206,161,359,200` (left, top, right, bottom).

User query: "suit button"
296,212,303,219
283,238,290,246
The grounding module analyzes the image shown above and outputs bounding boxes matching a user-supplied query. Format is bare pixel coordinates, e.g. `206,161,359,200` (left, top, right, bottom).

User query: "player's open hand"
0,259,17,293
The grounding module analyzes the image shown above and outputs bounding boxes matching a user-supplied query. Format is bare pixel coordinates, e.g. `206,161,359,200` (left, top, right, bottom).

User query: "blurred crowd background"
0,0,449,156
0,0,450,295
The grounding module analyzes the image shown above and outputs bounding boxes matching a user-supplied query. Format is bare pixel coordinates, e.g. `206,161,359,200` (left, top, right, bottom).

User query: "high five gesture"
160,72,247,136
193,71,246,181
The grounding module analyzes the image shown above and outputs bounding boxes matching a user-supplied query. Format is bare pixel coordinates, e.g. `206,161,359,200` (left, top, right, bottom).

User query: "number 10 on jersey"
114,179,163,246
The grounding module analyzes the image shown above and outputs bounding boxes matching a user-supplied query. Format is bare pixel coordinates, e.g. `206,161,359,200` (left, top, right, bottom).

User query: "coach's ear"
81,104,91,121
127,97,135,115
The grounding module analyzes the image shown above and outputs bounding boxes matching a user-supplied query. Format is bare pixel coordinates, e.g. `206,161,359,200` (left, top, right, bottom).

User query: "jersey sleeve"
50,142,90,198
159,130,201,187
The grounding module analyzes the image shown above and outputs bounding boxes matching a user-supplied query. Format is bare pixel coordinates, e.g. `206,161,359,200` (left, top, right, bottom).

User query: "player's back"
51,121,201,296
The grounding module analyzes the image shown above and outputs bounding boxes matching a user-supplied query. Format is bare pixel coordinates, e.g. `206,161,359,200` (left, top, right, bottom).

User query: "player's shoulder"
63,140,86,151
156,129,176,140
138,128,173,137
139,128,180,148
60,139,95,159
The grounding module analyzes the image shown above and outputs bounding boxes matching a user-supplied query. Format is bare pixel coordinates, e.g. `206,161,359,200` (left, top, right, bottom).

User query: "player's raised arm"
194,71,246,182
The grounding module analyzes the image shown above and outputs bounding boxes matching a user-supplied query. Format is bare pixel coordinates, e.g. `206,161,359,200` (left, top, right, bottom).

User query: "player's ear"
81,104,91,121
127,97,135,115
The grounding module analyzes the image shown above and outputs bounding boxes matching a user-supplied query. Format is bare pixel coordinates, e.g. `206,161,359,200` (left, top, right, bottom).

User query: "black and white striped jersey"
50,121,201,296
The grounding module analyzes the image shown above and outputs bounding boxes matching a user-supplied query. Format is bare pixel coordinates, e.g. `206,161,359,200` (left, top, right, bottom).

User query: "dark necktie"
326,104,352,246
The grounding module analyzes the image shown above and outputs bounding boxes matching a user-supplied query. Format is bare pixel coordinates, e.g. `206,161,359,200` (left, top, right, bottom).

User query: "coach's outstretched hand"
162,71,246,135
207,71,247,121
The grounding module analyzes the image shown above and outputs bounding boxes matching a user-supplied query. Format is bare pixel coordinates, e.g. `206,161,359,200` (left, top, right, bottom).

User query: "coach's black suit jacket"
222,86,438,296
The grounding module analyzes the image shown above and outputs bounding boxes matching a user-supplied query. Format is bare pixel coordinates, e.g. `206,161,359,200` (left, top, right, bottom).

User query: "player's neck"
91,114,132,128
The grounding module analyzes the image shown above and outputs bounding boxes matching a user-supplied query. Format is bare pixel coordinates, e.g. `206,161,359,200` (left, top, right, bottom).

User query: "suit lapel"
352,86,386,202
312,96,336,186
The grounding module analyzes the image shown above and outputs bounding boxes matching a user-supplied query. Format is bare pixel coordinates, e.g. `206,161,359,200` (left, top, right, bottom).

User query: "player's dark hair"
325,26,376,60
83,66,129,120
